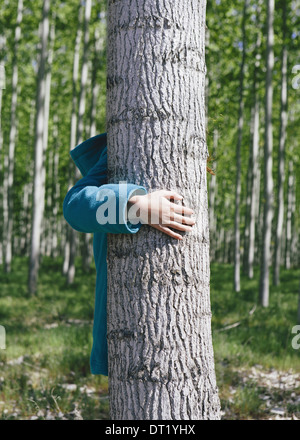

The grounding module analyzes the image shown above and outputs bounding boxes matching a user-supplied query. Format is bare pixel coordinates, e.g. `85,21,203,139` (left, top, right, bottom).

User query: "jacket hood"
70,133,107,177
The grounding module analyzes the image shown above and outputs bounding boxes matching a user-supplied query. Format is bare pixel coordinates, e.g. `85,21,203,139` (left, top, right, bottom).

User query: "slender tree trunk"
20,182,30,254
205,28,210,131
248,22,262,279
51,114,60,258
285,159,294,269
67,0,92,284
63,3,82,277
0,61,5,265
24,101,35,257
80,25,105,273
42,19,55,258
259,0,274,307
107,0,220,420
209,129,218,262
89,24,104,138
243,146,252,274
234,0,248,292
298,279,300,325
3,0,23,273
28,0,50,295
290,183,297,267
254,144,262,266
273,1,288,285
44,147,54,257
248,100,260,279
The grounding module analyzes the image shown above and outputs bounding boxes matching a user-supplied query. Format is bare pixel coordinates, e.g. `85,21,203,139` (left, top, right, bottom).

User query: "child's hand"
127,190,196,240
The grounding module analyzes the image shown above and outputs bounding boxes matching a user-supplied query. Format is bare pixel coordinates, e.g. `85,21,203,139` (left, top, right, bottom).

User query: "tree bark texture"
28,0,50,295
62,5,82,277
273,0,288,285
285,160,294,270
209,129,218,262
234,0,248,293
4,0,23,273
248,24,261,280
67,0,92,284
259,0,274,307
106,0,220,420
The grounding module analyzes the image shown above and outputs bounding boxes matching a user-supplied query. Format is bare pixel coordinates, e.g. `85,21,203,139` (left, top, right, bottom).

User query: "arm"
63,153,147,234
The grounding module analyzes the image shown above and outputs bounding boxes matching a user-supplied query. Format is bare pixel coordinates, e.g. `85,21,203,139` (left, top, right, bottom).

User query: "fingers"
161,190,183,201
167,220,194,232
152,224,183,240
172,203,194,216
172,213,196,226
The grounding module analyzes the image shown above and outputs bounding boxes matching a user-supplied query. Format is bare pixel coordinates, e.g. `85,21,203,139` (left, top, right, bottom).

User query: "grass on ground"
0,257,299,419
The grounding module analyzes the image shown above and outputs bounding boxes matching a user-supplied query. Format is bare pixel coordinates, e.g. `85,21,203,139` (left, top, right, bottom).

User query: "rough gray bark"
3,0,23,273
106,0,220,420
259,0,274,307
28,0,50,295
234,0,248,292
273,1,288,285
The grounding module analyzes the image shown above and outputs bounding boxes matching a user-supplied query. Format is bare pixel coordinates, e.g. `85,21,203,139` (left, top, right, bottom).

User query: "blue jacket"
63,133,147,375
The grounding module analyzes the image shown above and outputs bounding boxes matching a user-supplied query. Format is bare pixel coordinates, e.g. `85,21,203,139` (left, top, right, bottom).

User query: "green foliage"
207,0,300,244
0,256,109,420
1,0,108,232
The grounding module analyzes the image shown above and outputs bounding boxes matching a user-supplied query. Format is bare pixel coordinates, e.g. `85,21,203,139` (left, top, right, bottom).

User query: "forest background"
0,0,299,420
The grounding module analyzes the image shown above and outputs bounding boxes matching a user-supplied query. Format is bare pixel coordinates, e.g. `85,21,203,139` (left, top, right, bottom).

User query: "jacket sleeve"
63,154,147,234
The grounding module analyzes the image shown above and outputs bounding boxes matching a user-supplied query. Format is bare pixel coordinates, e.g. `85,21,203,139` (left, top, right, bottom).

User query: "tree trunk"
20,182,30,254
290,183,297,267
89,23,104,138
51,115,60,258
248,16,262,279
0,60,5,265
24,101,35,257
273,1,288,285
254,145,262,266
42,20,55,258
209,129,218,262
28,0,50,295
234,0,248,292
285,160,294,270
67,0,92,284
63,3,82,277
106,0,220,420
3,0,23,273
298,279,300,325
248,99,260,279
243,145,252,274
259,0,274,307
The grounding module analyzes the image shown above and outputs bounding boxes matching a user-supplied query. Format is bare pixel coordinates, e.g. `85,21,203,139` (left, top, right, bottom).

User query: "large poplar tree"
106,0,220,420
